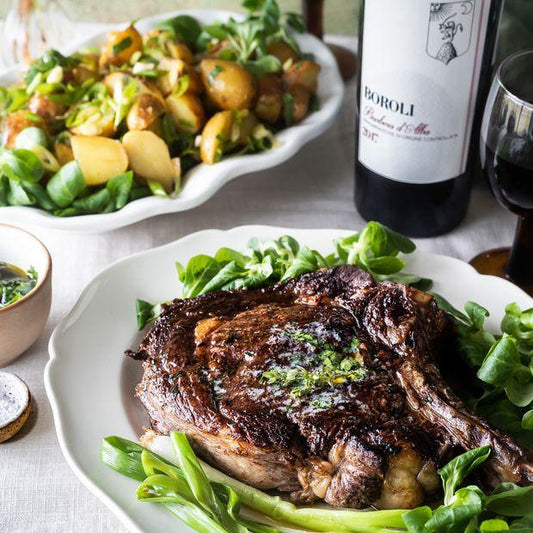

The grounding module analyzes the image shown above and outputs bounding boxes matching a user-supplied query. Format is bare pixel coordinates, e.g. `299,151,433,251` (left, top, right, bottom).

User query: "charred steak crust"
130,265,533,509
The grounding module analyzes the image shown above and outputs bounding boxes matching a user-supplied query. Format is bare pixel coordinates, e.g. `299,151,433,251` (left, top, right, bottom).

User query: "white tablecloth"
0,36,516,533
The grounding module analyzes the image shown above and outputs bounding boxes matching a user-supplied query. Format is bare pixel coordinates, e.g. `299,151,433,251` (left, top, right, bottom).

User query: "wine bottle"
355,0,503,237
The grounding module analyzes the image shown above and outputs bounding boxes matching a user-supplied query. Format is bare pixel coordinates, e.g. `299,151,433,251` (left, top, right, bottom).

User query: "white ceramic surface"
0,225,50,281
0,371,30,429
45,225,533,533
0,10,344,233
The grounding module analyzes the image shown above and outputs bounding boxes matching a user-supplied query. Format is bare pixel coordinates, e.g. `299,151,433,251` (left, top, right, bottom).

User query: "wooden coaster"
0,371,31,443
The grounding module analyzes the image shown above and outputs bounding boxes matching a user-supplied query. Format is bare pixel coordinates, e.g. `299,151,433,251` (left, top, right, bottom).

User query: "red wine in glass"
471,50,533,295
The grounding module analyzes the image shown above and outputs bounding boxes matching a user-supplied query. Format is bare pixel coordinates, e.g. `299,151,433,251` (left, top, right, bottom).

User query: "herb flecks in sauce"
261,328,367,403
0,262,38,309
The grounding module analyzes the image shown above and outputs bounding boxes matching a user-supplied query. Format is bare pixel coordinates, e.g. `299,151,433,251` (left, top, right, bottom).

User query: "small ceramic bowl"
0,224,52,366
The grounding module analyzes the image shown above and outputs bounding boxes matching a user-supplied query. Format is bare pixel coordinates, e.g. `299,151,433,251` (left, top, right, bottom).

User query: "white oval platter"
0,10,344,232
45,225,533,533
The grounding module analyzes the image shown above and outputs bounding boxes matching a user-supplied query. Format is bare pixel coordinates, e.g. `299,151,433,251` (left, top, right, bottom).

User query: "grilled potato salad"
0,1,319,216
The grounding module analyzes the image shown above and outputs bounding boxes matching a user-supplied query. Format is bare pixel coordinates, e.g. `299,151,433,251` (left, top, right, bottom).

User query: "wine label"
358,0,493,184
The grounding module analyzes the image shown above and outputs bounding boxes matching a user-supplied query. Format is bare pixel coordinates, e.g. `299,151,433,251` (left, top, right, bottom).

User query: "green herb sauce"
261,329,368,401
0,262,38,309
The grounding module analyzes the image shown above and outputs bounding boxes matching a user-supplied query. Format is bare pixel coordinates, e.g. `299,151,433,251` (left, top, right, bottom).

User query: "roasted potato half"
207,39,232,59
233,110,259,145
127,93,166,131
167,42,194,63
54,140,74,166
267,41,300,65
103,72,162,101
71,135,128,185
122,130,176,192
100,25,143,67
288,86,311,123
28,94,67,122
200,110,233,165
73,53,100,81
72,65,98,84
157,58,203,96
200,59,256,111
283,60,321,93
185,68,204,95
1,111,44,148
166,93,205,134
143,28,163,44
68,102,115,137
255,74,283,124
103,71,129,95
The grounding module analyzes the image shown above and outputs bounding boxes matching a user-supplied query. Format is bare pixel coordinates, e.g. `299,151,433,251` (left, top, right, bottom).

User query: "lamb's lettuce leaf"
173,221,429,301
135,221,430,329
433,298,533,449
156,15,202,46
46,160,86,207
439,446,491,505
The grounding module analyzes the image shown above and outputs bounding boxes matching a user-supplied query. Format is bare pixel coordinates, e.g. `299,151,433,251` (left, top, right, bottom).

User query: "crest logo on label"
427,2,475,65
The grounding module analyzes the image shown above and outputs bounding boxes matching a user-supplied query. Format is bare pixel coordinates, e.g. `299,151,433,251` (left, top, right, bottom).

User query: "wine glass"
302,0,357,81
1,0,73,69
471,50,533,295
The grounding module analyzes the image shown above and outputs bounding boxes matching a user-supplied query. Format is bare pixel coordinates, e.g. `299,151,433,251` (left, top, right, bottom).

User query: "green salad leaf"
24,49,79,86
177,222,428,299
431,293,496,367
508,514,533,532
13,127,48,151
433,298,533,448
46,160,86,207
438,445,491,505
241,55,282,78
0,146,58,209
0,147,45,184
70,171,134,214
285,12,306,33
485,483,533,516
135,299,163,331
156,15,202,46
402,447,533,533
135,222,429,329
197,0,303,76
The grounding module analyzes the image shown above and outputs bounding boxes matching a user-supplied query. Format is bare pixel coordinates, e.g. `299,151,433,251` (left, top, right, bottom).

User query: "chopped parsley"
113,37,133,56
225,332,238,344
178,118,194,129
282,92,294,126
214,133,226,162
261,329,367,400
310,397,334,410
171,75,190,97
208,65,224,86
309,93,320,112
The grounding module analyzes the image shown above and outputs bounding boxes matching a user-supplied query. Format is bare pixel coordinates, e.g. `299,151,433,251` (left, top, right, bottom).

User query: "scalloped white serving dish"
0,10,344,233
45,225,533,533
